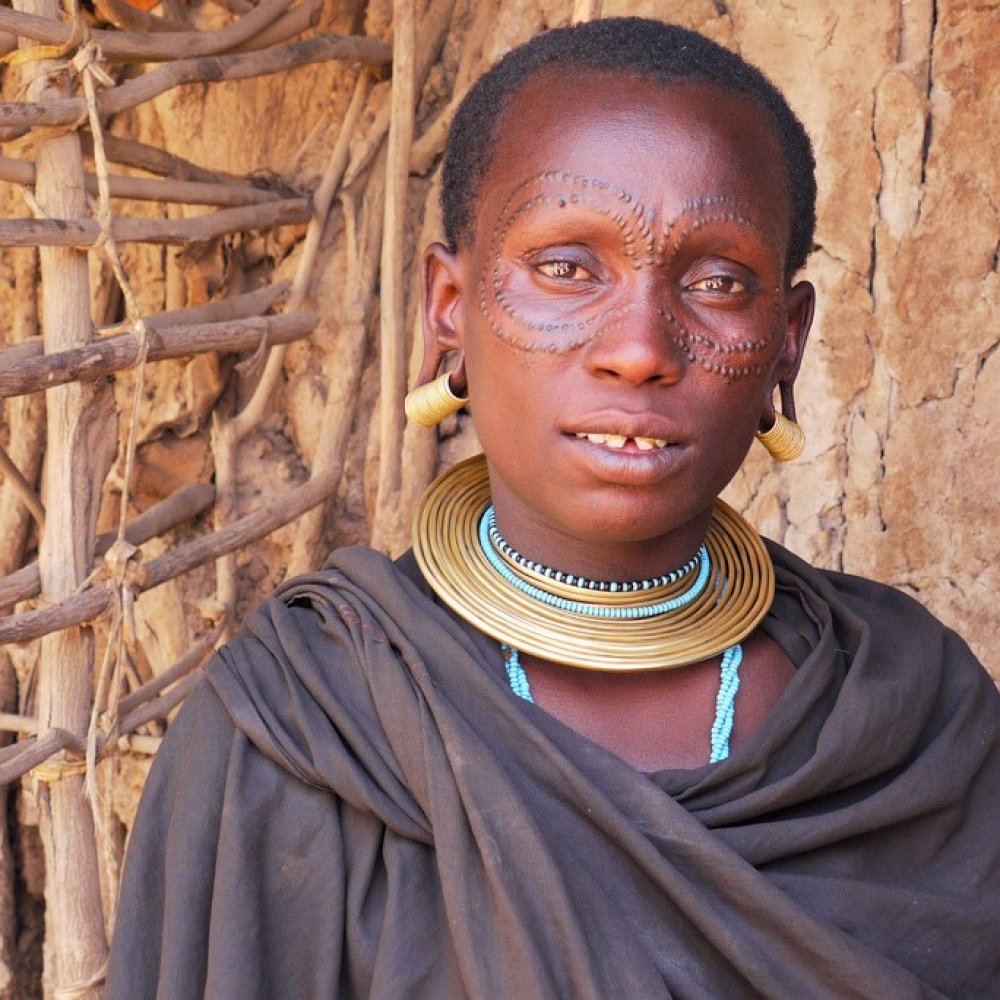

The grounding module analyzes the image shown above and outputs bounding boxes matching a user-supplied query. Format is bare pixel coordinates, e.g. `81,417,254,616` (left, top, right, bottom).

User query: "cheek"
479,263,599,355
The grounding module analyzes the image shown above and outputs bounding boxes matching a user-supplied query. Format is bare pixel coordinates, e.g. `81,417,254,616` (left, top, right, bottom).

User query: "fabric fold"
107,541,1000,999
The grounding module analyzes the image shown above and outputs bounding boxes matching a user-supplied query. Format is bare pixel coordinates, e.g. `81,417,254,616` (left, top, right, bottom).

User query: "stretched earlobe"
756,388,805,461
756,280,814,462
776,279,815,386
408,244,469,426
404,356,468,427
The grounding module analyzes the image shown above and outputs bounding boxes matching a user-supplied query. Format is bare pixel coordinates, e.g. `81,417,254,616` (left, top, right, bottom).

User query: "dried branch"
0,154,285,207
0,34,393,141
0,655,198,783
0,712,37,735
10,282,291,363
0,442,44,527
117,668,202,734
116,734,160,755
231,70,371,442
288,179,382,572
83,134,271,189
0,469,340,646
0,586,109,647
0,311,318,398
117,621,222,716
227,0,321,53
572,0,603,22
0,197,310,248
371,0,416,551
0,729,83,786
410,0,491,175
0,482,215,611
343,0,455,188
135,280,291,329
0,0,293,63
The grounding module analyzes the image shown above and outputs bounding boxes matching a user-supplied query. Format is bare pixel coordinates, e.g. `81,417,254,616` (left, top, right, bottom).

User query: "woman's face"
424,70,814,575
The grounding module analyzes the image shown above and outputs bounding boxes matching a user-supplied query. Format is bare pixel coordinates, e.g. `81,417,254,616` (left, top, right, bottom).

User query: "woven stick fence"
0,0,502,990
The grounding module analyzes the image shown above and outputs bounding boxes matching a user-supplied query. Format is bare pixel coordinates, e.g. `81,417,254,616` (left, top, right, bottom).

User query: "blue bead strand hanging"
502,642,743,764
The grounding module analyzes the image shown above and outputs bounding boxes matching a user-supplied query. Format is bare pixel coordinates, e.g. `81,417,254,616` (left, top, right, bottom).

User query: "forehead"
477,69,790,240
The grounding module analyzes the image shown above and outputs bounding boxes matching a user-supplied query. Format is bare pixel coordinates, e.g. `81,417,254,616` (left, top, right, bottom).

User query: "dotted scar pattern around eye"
479,172,656,354
656,196,780,380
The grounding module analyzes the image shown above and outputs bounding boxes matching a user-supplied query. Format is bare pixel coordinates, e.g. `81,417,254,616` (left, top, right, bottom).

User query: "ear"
418,242,468,387
765,279,815,423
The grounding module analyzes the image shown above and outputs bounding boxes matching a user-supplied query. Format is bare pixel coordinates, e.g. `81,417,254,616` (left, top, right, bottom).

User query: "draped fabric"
106,542,1000,999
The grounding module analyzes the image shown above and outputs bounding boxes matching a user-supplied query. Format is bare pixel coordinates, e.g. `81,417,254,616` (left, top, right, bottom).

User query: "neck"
488,478,715,583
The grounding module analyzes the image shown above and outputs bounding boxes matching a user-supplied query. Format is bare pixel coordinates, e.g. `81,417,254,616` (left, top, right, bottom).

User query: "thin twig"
0,442,45,526
231,70,371,442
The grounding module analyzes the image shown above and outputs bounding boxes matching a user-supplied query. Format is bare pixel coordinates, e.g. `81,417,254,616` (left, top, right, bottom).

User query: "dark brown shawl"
106,542,1000,998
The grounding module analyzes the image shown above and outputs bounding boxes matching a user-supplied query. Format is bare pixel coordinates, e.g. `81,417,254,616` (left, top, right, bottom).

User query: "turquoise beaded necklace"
480,507,712,620
485,505,744,764
501,644,742,764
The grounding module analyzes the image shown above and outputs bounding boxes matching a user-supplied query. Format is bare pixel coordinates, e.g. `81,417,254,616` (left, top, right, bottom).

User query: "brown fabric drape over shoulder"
106,542,1000,999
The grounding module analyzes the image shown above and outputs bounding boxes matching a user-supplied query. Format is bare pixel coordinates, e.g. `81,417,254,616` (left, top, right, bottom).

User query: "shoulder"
767,537,968,640
765,538,998,713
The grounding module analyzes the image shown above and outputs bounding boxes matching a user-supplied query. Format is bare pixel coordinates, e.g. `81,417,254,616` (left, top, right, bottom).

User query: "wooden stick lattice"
0,0,489,988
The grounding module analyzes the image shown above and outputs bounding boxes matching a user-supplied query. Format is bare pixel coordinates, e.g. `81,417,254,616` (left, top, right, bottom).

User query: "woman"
107,19,1000,998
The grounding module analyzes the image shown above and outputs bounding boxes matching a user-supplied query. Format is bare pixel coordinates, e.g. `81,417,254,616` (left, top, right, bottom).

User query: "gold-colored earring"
404,371,468,427
756,412,805,462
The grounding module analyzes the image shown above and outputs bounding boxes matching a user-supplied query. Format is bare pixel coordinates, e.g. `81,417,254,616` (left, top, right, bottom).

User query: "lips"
574,432,668,451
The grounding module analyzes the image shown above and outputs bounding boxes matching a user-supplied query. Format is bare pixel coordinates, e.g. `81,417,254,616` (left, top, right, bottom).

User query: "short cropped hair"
441,18,817,275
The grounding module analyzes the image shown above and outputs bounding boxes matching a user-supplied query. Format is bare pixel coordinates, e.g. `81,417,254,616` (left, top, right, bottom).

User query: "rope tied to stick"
1,6,90,70
30,752,87,784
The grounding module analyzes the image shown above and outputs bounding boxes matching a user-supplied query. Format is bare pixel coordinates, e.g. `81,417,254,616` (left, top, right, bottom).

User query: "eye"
688,274,748,294
536,259,595,281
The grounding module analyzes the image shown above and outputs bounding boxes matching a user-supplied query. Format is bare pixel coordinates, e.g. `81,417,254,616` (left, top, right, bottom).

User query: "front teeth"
634,437,660,451
575,433,668,450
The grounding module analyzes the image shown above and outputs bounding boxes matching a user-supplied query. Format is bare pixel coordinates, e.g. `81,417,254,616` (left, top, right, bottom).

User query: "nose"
582,277,686,387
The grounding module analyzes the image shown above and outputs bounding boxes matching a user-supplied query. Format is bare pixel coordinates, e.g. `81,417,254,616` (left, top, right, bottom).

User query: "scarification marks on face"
656,196,781,380
656,307,770,380
479,178,781,376
479,172,656,353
